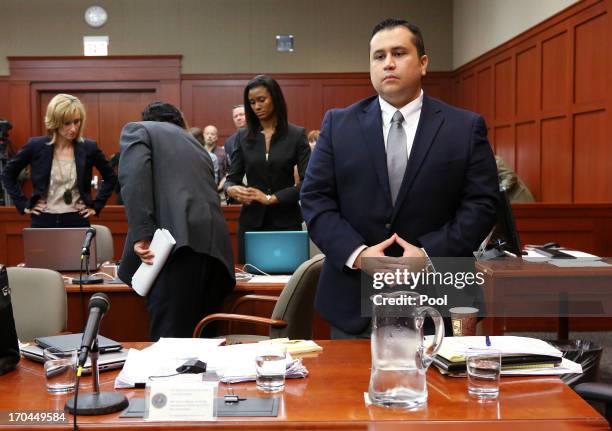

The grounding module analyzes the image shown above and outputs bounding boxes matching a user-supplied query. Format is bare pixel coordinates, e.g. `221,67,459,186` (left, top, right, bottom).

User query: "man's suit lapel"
358,97,392,206
391,95,444,222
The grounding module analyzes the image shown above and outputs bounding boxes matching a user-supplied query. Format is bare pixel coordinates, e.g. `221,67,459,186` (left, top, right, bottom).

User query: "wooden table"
1,340,607,430
64,277,329,341
477,258,612,338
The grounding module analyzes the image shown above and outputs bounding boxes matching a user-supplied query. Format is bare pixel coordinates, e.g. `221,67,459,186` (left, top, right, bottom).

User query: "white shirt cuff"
346,245,367,269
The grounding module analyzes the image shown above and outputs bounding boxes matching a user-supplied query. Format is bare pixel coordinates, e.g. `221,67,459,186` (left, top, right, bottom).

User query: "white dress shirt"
345,90,424,269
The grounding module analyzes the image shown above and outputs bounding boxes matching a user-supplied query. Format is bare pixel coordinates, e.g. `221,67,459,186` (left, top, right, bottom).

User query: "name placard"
145,376,217,422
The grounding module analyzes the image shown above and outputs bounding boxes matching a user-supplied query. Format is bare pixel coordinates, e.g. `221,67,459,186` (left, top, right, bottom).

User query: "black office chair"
574,383,612,425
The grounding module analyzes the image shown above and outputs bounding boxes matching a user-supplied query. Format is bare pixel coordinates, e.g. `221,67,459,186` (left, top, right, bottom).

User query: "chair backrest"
91,224,114,264
269,254,324,340
7,267,67,342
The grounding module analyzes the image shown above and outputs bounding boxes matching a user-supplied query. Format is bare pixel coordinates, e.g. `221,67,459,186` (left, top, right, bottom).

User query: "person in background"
118,102,235,340
1,93,116,227
225,75,311,262
224,104,246,168
204,125,228,191
190,127,219,185
495,155,535,202
307,129,320,151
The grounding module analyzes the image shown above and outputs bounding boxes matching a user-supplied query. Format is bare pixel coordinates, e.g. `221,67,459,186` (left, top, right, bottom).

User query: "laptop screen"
23,227,97,271
244,231,309,274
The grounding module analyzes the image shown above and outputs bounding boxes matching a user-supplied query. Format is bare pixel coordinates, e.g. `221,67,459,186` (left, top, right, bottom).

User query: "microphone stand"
65,340,128,415
72,249,103,285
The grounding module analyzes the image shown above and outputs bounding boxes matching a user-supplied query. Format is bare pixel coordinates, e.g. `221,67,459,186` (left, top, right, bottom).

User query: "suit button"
385,223,391,229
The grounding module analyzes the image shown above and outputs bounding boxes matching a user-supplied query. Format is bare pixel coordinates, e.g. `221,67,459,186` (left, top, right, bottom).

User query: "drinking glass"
466,348,501,399
43,348,77,394
255,344,287,393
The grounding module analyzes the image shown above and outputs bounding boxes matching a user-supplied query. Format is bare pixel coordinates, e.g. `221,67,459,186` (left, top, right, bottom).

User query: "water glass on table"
466,348,501,400
43,348,77,394
255,344,287,393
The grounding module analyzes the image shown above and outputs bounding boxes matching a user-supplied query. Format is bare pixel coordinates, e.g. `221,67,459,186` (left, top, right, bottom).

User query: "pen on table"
485,335,491,347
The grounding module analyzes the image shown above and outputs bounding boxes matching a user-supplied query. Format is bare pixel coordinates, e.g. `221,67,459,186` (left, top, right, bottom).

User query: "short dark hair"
243,75,288,140
142,101,186,129
371,18,426,58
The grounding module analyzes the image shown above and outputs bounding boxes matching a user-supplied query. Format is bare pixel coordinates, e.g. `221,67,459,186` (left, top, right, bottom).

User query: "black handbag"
0,265,20,375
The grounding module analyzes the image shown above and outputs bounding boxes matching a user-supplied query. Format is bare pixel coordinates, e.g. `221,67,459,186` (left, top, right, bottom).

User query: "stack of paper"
432,336,582,376
114,338,310,388
208,343,308,384
115,338,225,389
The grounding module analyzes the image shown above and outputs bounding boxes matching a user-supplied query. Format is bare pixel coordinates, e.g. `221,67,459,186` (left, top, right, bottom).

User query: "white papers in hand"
131,228,176,296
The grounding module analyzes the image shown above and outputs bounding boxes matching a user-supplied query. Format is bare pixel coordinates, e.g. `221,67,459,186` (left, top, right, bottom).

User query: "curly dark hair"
141,101,186,129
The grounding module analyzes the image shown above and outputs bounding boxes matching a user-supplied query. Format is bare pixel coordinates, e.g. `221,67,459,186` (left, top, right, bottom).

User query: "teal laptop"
244,231,309,274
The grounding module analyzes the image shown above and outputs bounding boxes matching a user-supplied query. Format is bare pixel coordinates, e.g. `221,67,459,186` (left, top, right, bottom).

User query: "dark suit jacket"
117,121,235,292
1,136,116,215
300,95,498,334
225,123,310,229
224,132,238,168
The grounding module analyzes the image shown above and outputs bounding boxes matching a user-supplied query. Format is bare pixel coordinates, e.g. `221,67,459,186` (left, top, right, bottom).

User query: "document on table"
114,338,309,388
435,336,563,363
131,228,176,296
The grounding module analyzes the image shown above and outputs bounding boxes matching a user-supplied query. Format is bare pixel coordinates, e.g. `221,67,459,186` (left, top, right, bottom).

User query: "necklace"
54,157,75,205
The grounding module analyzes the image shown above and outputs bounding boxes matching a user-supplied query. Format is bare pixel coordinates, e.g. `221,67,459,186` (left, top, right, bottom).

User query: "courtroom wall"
452,0,579,68
0,0,453,76
452,0,611,203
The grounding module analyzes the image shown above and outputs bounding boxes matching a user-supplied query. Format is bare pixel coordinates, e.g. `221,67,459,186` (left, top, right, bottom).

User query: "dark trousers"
237,223,303,263
30,212,90,228
146,247,232,341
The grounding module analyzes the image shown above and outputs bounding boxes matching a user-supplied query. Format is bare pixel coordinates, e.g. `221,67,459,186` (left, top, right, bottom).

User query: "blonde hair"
307,129,320,143
45,94,86,144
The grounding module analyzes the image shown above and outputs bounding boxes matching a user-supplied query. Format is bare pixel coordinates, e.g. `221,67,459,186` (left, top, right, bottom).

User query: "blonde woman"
1,94,116,227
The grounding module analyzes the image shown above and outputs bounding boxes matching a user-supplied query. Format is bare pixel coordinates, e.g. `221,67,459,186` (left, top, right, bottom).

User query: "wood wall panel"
494,58,513,121
476,67,493,121
515,46,539,119
573,110,610,202
461,74,477,112
541,32,569,112
541,117,572,202
515,121,540,200
494,126,514,168
187,81,245,140
574,13,607,105
453,0,610,204
0,78,9,120
321,82,375,114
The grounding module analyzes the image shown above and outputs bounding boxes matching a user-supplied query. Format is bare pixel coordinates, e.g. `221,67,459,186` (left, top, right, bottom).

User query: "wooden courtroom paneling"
181,72,453,139
6,56,181,155
452,0,611,203
0,77,9,119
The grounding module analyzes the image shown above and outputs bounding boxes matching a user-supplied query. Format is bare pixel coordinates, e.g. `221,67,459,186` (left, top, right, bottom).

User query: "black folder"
433,353,562,373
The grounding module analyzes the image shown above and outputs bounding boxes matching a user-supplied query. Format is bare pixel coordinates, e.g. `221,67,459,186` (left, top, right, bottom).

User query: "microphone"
81,227,97,256
66,292,128,416
78,292,110,367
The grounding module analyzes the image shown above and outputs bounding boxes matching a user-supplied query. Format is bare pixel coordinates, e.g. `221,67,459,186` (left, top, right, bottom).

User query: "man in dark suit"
224,104,246,204
300,19,498,338
118,102,235,340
